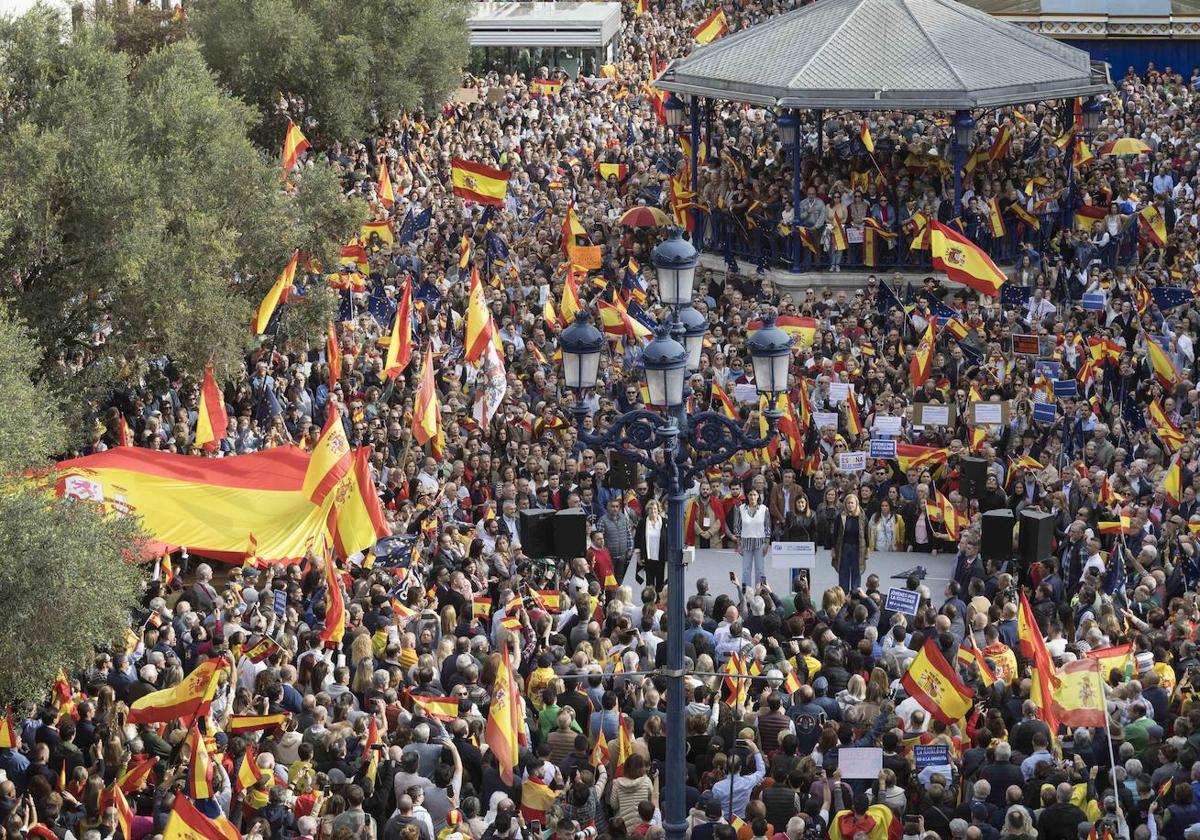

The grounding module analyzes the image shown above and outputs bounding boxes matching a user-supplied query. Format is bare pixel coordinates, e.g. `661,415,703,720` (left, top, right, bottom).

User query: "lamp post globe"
642,329,689,409
746,314,793,398
559,311,604,391
651,226,698,307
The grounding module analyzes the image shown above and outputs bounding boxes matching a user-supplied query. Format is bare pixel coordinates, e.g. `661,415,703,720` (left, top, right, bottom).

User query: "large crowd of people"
10,3,1200,840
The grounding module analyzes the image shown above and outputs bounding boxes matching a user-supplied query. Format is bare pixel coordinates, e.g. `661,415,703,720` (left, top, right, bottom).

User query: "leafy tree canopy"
190,0,472,144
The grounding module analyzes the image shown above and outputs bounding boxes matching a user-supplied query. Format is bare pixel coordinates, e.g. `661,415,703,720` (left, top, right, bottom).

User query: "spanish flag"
1164,455,1183,507
451,157,510,207
485,643,520,785
530,79,562,96
591,728,611,768
377,164,395,208
542,297,558,332
228,713,290,734
410,696,459,722
957,635,996,687
236,745,267,793
1085,643,1133,680
846,397,862,438
987,198,1007,238
1098,515,1132,535
1012,202,1040,231
317,546,346,646
895,443,948,473
597,162,628,182
859,120,875,154
362,220,393,245
1139,205,1168,247
909,323,934,387
519,777,557,824
1074,204,1107,231
613,715,634,777
243,636,279,664
281,120,310,171
1147,337,1179,388
562,201,587,255
101,784,134,840
560,267,583,325
186,725,214,800
712,381,737,419
988,123,1012,162
382,279,414,379
128,656,226,725
1148,401,1185,451
899,638,973,724
326,322,342,386
250,250,298,335
929,221,1005,296
1019,591,1060,735
1073,139,1095,170
194,366,228,454
693,7,728,43
328,446,389,559
302,410,353,507
828,804,898,840
412,345,441,450
465,266,499,363
636,0,648,12
116,756,158,793
472,596,492,619
747,314,817,347
783,671,802,696
1049,657,1106,728
163,783,241,840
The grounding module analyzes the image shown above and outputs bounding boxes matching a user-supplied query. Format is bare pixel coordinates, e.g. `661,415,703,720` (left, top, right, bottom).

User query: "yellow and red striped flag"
100,784,134,840
377,163,395,208
451,157,510,207
411,345,442,451
281,120,310,170
236,744,267,793
250,250,298,335
116,756,158,793
163,788,241,840
692,7,728,43
382,279,414,379
228,713,290,734
859,120,875,154
317,544,346,646
326,322,342,386
1147,338,1180,389
128,657,226,725
194,365,228,454
485,643,520,785
900,638,974,724
186,725,215,800
929,221,1005,296
302,409,353,507
410,696,460,721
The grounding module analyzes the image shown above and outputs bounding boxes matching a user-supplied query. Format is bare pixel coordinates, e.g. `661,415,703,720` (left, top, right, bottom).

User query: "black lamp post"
558,229,792,840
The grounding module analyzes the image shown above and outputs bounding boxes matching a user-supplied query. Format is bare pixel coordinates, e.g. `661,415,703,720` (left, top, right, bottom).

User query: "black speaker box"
609,452,638,490
553,508,589,559
960,456,988,499
518,509,556,558
981,508,1016,562
1019,509,1055,564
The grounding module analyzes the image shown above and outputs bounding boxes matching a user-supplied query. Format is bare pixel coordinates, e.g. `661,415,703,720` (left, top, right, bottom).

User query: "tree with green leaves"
189,0,471,145
0,8,365,430
0,305,145,705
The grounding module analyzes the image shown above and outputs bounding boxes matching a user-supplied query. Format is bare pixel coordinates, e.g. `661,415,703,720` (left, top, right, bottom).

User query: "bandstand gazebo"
654,0,1114,271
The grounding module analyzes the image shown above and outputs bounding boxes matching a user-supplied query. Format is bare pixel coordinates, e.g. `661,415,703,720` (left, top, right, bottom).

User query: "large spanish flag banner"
162,788,241,840
929,221,1005,296
127,656,227,725
1048,657,1106,728
53,445,388,564
899,637,973,724
451,157,510,206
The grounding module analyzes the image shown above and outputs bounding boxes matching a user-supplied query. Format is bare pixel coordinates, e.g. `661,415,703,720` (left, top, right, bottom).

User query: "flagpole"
1102,684,1120,802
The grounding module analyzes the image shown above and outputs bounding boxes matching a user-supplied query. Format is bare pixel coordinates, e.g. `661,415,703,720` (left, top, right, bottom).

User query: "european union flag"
626,300,658,332
529,207,547,227
480,205,496,228
904,282,917,305
1151,286,1192,312
625,118,636,147
398,209,416,245
336,290,354,323
485,230,509,261
956,339,983,367
876,281,905,315
415,278,441,309
413,207,432,232
1103,543,1126,596
921,291,957,324
1000,283,1033,308
367,290,396,326
1122,392,1146,431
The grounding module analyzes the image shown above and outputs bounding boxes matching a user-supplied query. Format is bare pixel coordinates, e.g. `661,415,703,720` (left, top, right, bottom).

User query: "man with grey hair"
1035,782,1086,840
980,744,1022,806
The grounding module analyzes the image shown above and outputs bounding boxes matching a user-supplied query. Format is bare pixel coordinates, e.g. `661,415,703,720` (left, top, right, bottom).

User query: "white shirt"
739,505,767,539
645,516,663,562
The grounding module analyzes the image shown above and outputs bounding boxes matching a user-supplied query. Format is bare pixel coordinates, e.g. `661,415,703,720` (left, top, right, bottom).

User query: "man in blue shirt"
710,736,766,819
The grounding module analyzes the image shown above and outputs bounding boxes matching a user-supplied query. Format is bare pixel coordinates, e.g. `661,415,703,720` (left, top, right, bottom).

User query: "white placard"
733,383,758,404
873,415,902,435
838,747,884,778
921,405,950,426
973,403,1004,425
770,541,816,569
837,451,867,472
828,382,853,403
813,411,839,429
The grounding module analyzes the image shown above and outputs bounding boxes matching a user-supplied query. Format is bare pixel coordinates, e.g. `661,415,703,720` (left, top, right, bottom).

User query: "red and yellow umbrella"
1097,137,1150,157
618,206,672,228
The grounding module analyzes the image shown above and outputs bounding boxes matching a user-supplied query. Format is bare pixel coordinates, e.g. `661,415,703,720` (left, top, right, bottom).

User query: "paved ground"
619,545,957,603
